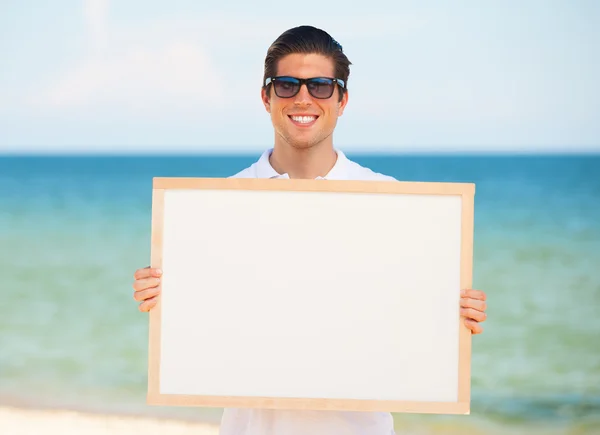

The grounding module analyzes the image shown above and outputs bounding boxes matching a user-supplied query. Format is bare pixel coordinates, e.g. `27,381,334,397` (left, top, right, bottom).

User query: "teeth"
291,116,316,124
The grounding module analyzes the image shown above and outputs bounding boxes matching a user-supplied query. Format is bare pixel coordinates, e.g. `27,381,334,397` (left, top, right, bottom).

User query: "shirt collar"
255,148,350,180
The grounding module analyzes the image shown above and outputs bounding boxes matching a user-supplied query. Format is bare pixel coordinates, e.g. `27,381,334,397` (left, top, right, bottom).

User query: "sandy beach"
2,404,596,435
0,406,220,435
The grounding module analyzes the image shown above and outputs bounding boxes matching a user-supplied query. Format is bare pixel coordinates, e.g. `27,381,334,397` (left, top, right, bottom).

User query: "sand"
0,406,220,435
2,405,589,435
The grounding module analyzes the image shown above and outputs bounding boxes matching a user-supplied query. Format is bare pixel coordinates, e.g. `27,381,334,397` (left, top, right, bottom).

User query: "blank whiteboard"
147,177,475,415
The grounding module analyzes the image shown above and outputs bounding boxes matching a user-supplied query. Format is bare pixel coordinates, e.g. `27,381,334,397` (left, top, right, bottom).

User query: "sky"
1,0,599,154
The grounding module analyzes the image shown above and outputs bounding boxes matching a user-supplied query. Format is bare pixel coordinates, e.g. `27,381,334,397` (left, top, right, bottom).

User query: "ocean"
1,153,599,434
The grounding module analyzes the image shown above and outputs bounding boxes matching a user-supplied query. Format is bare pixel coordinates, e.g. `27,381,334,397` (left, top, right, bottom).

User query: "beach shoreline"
2,402,597,435
0,405,220,435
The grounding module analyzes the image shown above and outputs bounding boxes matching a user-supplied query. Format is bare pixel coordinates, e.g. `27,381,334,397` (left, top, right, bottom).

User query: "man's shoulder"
341,157,397,182
229,149,271,178
230,163,259,179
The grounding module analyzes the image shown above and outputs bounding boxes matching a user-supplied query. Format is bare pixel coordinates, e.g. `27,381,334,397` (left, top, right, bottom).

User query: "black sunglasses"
265,76,346,99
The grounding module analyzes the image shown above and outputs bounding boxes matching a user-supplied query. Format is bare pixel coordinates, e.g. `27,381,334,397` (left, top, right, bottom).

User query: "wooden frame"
147,177,475,414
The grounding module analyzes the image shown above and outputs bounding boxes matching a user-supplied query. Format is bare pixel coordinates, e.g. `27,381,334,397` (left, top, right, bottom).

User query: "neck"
269,143,337,179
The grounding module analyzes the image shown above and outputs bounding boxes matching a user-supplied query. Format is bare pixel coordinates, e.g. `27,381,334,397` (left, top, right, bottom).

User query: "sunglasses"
265,76,346,99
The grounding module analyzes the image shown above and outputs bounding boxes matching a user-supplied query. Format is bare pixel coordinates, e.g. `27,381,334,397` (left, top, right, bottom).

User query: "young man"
132,25,487,435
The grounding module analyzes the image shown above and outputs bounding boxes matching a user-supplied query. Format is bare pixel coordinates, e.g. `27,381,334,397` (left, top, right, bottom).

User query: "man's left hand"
460,289,487,334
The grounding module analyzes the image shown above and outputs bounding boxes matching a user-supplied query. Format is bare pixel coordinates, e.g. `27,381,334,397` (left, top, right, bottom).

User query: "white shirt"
220,148,397,435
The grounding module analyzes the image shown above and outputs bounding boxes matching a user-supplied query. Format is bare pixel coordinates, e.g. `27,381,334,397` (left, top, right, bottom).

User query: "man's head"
262,26,351,103
261,26,352,151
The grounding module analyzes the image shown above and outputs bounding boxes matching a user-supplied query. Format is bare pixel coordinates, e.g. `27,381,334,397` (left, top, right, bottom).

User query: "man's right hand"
132,266,162,312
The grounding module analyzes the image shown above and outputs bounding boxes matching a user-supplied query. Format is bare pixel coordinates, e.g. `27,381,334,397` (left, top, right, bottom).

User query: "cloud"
29,0,225,117
84,0,109,54
30,42,225,115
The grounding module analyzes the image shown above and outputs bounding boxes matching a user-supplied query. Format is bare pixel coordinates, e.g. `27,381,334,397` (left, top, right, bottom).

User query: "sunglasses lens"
274,78,300,97
271,77,337,99
307,78,334,98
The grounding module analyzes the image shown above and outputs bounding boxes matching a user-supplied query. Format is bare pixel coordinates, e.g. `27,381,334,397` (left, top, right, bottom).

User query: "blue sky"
1,0,598,154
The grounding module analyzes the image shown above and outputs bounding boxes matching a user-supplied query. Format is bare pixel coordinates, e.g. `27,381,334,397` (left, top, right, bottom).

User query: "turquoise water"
1,154,599,433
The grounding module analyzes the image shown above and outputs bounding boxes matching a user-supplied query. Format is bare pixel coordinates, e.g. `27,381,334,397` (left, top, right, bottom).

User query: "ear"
261,87,271,113
337,89,349,117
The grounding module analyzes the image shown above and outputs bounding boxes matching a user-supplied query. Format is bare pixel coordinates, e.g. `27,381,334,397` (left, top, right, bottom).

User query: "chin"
289,140,317,150
277,128,330,150
281,134,319,150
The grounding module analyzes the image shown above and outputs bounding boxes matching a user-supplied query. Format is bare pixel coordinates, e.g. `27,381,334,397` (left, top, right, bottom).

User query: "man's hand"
132,266,162,312
460,288,487,334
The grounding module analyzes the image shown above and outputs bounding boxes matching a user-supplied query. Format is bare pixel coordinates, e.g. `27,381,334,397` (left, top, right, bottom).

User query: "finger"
460,307,487,322
132,277,161,292
460,297,487,313
138,295,159,312
133,267,162,280
465,319,483,334
133,285,161,302
461,288,486,300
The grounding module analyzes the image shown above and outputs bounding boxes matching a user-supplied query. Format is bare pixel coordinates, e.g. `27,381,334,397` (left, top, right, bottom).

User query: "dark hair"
262,25,352,101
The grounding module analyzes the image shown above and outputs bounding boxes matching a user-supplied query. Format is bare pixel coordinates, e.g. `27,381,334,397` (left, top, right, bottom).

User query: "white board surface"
147,178,474,414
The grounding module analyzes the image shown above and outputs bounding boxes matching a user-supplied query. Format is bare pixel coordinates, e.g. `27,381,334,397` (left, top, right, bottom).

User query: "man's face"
261,53,349,150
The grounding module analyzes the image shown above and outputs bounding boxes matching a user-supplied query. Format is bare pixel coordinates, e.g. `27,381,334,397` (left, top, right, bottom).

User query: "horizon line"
1,149,599,157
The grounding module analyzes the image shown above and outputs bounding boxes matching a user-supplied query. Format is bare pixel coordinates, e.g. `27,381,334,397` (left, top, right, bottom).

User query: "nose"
294,83,312,106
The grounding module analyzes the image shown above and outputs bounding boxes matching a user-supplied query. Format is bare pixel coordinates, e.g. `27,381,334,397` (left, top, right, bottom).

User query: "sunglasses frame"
264,76,346,99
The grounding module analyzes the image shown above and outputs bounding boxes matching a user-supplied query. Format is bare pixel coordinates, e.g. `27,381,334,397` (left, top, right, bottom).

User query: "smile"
288,115,318,126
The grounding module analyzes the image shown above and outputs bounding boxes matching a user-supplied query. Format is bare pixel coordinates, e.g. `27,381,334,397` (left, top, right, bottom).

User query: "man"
132,25,487,435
